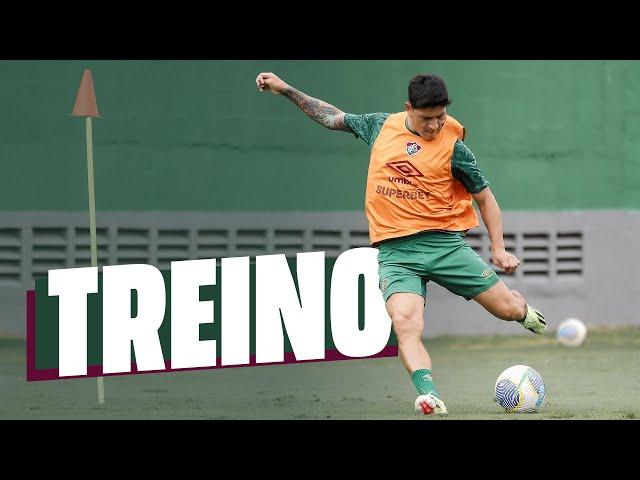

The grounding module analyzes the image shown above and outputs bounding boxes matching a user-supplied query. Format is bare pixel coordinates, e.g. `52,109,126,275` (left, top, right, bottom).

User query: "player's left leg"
473,283,547,334
424,233,547,335
473,280,526,320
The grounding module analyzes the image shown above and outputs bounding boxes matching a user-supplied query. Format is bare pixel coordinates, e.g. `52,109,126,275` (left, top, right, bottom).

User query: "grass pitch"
1,327,639,420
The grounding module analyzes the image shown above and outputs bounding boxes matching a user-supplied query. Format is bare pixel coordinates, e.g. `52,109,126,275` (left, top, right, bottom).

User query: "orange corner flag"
71,69,100,117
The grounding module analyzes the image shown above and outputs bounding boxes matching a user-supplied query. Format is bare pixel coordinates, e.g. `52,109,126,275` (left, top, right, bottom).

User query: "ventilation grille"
349,230,370,249
312,229,343,257
1,218,585,288
75,227,109,268
0,228,21,285
521,233,550,278
481,231,583,279
117,228,150,265
273,229,304,256
237,229,267,256
197,229,229,260
32,228,68,278
555,232,583,277
158,229,190,270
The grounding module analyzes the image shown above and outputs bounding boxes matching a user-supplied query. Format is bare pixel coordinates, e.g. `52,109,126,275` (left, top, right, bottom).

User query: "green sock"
411,369,439,397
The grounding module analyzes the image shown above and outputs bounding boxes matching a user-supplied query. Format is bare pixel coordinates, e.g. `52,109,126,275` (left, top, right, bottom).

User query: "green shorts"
377,231,500,303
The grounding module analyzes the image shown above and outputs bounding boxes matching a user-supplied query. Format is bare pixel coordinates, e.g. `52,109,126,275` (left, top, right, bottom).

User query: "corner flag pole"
71,69,104,404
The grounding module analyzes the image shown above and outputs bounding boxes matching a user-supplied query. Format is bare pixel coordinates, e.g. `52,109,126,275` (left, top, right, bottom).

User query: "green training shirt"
344,112,489,194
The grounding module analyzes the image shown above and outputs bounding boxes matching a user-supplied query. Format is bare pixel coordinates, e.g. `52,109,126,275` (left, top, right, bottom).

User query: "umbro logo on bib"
406,141,421,156
386,160,424,178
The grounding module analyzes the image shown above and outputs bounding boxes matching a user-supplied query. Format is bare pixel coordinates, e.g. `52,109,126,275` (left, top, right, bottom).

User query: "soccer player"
256,71,547,415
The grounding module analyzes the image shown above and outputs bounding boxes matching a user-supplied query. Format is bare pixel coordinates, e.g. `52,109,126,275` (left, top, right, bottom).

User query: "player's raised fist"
256,72,288,95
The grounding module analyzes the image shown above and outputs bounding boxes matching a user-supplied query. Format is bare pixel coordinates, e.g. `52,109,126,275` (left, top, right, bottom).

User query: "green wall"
1,60,638,211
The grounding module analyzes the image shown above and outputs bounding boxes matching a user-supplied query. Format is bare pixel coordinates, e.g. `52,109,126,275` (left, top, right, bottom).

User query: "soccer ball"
495,365,546,413
556,318,587,347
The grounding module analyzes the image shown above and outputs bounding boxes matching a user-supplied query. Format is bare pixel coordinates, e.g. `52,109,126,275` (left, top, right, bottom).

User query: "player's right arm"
256,72,351,132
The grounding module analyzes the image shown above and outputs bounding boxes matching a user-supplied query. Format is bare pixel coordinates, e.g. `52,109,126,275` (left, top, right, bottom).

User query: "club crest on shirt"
406,141,421,156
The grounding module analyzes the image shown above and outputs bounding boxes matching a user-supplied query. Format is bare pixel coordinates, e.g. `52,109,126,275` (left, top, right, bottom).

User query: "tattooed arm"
256,72,351,132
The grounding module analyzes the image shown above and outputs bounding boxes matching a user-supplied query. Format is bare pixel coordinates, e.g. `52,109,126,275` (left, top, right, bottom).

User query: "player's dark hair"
408,74,452,109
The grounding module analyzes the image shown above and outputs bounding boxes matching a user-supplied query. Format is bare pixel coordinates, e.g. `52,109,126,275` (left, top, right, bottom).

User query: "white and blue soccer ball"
556,318,587,347
495,365,546,413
